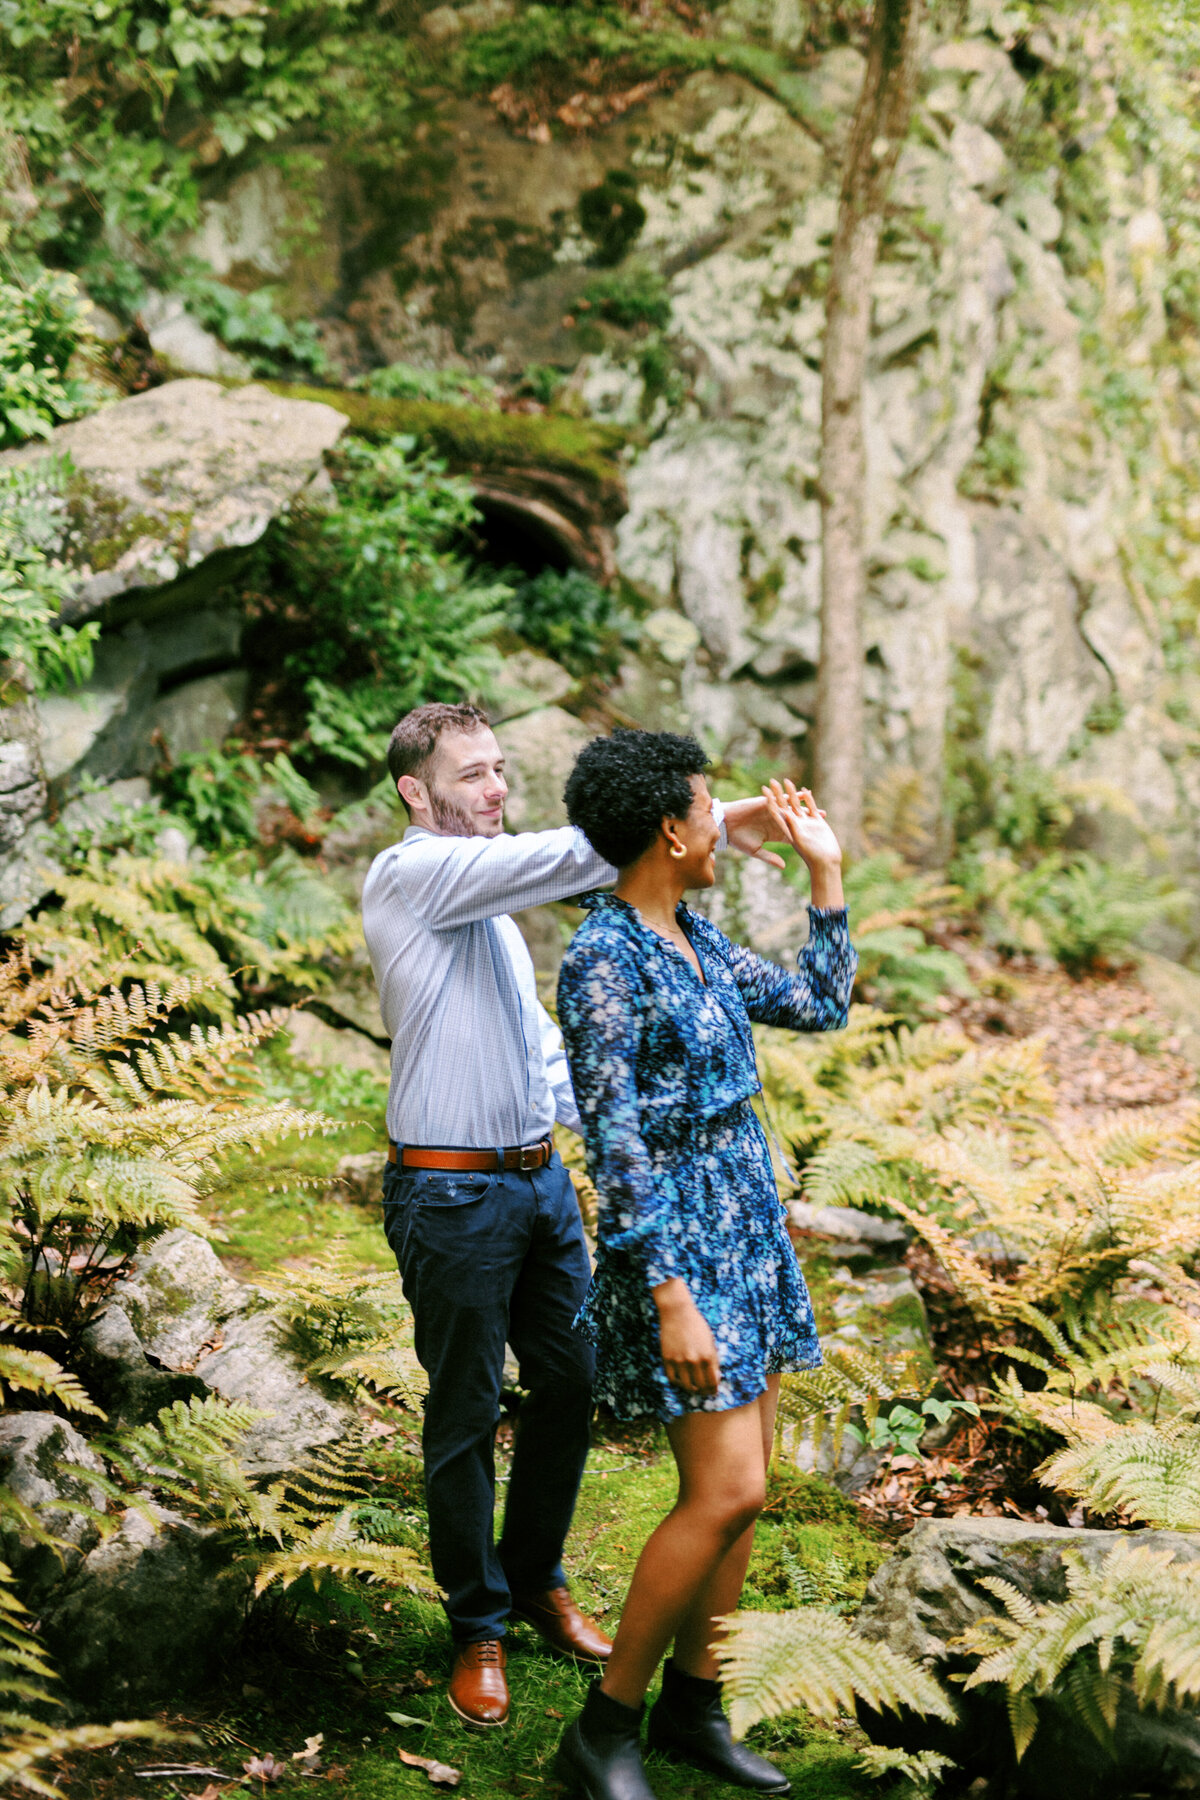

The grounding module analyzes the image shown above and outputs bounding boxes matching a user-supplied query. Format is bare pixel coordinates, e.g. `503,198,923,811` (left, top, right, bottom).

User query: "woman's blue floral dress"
557,896,857,1421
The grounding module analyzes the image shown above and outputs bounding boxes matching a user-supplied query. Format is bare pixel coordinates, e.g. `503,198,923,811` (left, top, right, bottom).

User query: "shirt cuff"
712,795,727,851
806,905,849,940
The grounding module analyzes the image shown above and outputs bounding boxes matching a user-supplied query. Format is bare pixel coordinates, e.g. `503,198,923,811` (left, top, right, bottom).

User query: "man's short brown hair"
387,702,492,812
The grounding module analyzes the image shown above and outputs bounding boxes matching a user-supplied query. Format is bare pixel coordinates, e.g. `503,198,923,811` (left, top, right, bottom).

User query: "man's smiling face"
409,727,508,838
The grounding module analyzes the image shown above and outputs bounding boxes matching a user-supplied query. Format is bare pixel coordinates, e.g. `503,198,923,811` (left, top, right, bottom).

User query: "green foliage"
0,947,332,1361
357,362,498,406
955,849,1186,972
956,1544,1200,1763
518,363,567,406
846,1396,979,1460
580,265,672,331
454,3,692,95
26,847,361,1011
717,1605,956,1738
155,740,262,851
93,1394,276,1533
181,277,330,378
0,0,380,292
840,854,971,1020
505,566,631,677
259,1240,426,1408
270,433,508,768
856,1747,957,1797
0,274,96,448
0,456,98,692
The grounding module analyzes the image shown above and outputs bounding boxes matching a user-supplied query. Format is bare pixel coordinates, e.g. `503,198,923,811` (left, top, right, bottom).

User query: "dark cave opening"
467,495,577,580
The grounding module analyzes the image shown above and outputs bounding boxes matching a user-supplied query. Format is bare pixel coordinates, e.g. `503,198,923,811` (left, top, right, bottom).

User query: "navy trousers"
382,1152,595,1643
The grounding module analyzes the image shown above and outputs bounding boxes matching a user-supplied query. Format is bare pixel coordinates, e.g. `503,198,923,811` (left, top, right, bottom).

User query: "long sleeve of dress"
714,906,857,1030
558,950,685,1286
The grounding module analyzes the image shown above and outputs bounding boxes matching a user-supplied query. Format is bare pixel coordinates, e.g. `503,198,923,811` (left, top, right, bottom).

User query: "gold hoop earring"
669,843,686,860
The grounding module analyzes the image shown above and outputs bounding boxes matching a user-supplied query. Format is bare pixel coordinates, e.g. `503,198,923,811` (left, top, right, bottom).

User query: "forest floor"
47,955,1199,1800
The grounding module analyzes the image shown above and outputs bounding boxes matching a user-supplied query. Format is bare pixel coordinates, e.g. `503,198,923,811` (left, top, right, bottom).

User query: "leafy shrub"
154,739,262,850
182,277,329,378
0,273,96,448
580,265,672,330
841,853,972,1019
957,1543,1200,1764
0,948,328,1360
357,362,498,406
505,566,631,677
0,455,98,692
957,849,1185,971
265,433,509,768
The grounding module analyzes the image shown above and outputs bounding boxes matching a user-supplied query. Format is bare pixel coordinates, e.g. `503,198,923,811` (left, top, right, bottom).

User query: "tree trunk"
813,0,923,860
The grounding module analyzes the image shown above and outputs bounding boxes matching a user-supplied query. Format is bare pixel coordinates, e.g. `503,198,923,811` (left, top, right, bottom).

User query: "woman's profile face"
668,774,721,889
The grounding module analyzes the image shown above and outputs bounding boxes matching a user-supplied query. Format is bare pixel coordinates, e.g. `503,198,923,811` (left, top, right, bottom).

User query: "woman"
554,729,855,1800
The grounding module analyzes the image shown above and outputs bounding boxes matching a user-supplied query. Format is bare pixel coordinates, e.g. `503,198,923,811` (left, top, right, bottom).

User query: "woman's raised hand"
763,779,845,908
763,780,842,868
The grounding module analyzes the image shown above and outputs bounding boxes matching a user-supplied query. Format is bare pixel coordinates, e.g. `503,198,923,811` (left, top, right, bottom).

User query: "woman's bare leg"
599,1391,774,1710
671,1376,780,1678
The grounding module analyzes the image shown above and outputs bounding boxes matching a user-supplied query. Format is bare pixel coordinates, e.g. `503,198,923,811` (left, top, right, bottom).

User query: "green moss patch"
264,383,627,512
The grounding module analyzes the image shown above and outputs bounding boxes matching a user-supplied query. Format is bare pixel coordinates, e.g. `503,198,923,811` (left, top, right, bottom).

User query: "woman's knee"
687,1479,765,1543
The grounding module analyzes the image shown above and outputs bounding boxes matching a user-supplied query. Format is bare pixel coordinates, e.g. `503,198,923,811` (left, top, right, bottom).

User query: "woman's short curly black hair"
564,728,709,868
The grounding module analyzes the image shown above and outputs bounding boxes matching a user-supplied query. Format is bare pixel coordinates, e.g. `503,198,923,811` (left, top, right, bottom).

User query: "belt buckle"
519,1142,542,1171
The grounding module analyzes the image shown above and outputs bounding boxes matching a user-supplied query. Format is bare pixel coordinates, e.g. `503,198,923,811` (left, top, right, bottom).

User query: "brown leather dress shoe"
448,1639,509,1729
510,1587,613,1663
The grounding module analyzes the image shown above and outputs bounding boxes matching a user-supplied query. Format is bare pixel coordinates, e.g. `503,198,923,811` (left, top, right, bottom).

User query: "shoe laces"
473,1640,502,1666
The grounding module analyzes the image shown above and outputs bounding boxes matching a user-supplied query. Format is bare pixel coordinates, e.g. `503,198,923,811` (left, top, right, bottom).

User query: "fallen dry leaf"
244,1754,287,1787
192,1786,234,1800
292,1734,324,1774
397,1748,461,1788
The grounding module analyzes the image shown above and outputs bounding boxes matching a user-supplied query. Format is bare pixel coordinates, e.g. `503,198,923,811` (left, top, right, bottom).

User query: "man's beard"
428,784,489,838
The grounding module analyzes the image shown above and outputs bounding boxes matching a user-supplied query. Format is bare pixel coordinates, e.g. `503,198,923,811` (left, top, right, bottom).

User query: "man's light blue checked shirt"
361,808,725,1151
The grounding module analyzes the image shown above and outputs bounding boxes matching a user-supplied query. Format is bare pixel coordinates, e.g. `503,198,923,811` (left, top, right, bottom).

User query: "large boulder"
0,1413,107,1599
855,1516,1200,1798
0,698,48,930
2,380,345,619
95,1229,354,1476
39,1500,252,1714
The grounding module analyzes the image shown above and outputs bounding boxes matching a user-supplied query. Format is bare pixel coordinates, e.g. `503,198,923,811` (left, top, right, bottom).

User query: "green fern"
775,1346,933,1465
716,1606,956,1736
856,1745,957,1795
956,1545,1200,1759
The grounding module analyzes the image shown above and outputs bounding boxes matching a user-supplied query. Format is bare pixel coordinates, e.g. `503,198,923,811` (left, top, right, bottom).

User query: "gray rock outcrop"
39,1501,252,1714
0,1413,107,1598
96,1228,353,1476
855,1516,1200,1798
3,380,346,619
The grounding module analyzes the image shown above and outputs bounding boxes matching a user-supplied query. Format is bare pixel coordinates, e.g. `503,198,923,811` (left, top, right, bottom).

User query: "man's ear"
397,774,424,811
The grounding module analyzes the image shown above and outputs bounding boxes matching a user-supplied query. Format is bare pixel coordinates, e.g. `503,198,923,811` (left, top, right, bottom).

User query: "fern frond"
0,1345,104,1414
252,1509,429,1596
717,1607,956,1735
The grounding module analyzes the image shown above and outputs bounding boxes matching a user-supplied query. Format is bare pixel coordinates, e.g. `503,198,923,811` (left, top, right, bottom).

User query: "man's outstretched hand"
722,794,788,870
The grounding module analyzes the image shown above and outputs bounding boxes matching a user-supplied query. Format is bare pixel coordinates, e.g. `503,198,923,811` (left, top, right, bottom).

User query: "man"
362,701,787,1730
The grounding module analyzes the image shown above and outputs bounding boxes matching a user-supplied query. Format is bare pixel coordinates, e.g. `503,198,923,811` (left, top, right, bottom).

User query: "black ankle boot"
647,1659,791,1794
555,1682,659,1800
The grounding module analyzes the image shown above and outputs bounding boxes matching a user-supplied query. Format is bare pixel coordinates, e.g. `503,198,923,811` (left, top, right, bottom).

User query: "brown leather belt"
387,1138,553,1172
